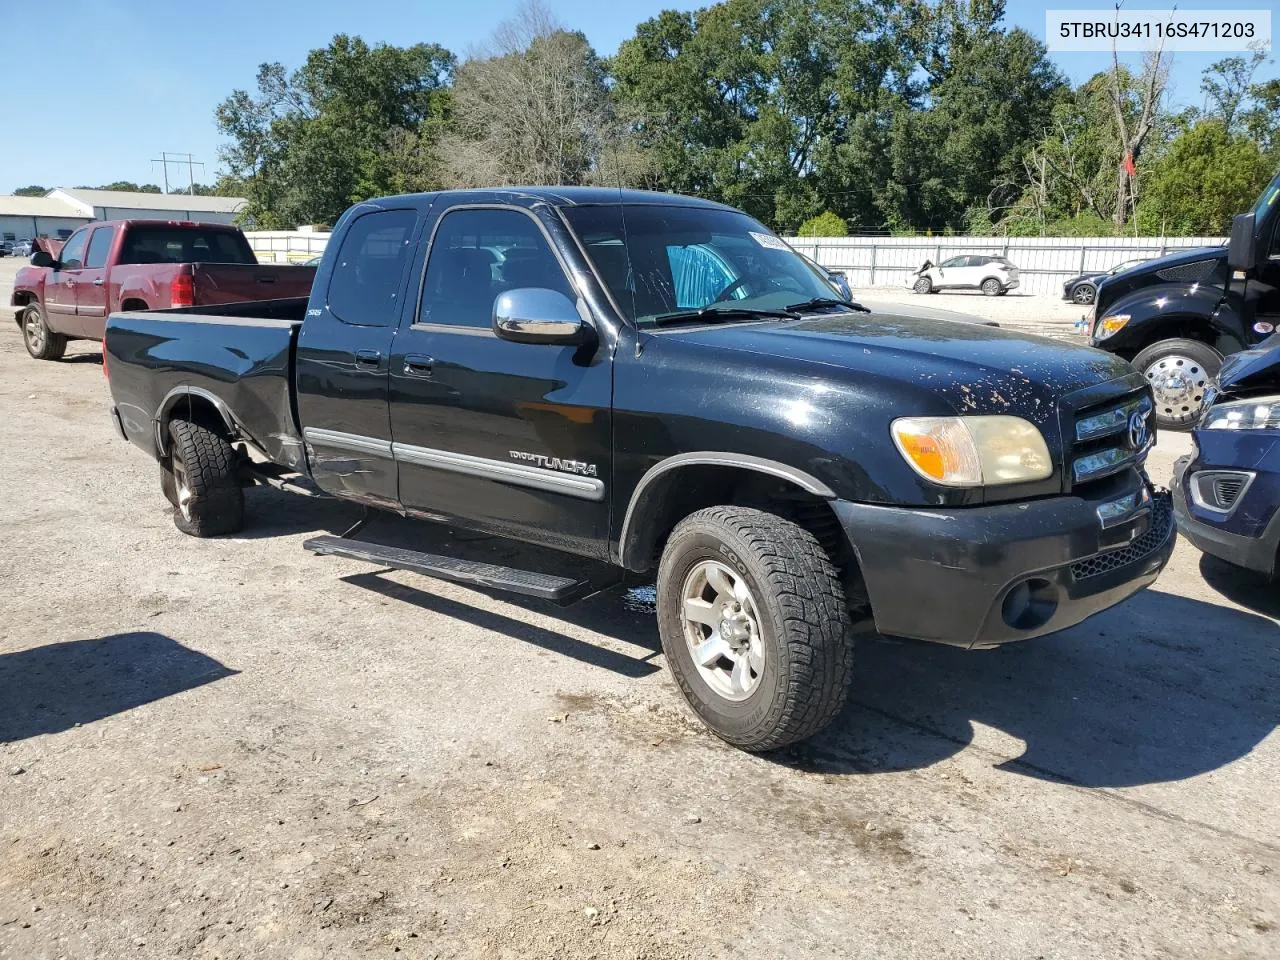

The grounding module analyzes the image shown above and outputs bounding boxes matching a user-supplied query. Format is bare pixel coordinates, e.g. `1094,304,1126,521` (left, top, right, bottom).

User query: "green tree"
76,181,163,193
216,35,455,227
797,211,849,236
1142,120,1273,235
13,185,47,197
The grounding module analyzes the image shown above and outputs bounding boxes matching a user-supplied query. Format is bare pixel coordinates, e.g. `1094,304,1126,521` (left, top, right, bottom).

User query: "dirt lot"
1,257,1277,959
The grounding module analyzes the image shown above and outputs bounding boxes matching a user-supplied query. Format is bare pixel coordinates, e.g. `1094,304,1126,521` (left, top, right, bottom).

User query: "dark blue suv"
1174,339,1280,575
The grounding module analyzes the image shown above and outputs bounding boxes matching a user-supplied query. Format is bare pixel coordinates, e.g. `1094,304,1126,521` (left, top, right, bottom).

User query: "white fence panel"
785,235,1227,296
245,230,331,264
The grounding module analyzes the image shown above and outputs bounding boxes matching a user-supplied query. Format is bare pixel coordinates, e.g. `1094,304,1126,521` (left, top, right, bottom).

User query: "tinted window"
327,209,418,327
118,227,255,266
419,208,572,329
85,227,116,269
58,229,88,270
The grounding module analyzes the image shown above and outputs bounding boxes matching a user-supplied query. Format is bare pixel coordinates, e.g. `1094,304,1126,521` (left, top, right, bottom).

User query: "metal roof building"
47,188,247,224
0,195,92,242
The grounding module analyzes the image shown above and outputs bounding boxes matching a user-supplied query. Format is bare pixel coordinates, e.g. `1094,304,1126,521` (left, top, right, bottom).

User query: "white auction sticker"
750,232,791,251
1047,9,1271,52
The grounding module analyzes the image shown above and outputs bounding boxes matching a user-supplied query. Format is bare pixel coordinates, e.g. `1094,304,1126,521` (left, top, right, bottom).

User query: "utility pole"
150,152,206,194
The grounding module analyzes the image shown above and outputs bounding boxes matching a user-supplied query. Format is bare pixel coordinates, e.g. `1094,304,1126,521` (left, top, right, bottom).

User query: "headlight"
1202,395,1280,430
891,416,1053,487
1094,313,1130,339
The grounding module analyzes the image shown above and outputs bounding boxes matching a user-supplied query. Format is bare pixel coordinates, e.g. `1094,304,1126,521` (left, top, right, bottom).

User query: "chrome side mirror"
493,288,588,345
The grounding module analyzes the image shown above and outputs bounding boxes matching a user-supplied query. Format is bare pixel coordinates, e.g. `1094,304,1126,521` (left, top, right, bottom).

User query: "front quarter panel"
1091,281,1234,355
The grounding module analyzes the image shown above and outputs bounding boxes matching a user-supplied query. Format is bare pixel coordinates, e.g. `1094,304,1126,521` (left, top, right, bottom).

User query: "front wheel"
22,305,67,360
912,277,932,295
1072,283,1096,305
163,419,245,537
981,278,1002,297
1133,338,1222,431
656,506,855,751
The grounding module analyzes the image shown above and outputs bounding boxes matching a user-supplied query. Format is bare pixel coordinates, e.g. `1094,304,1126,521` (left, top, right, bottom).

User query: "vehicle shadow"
1198,554,1280,619
61,351,103,365
784,587,1280,788
0,632,237,743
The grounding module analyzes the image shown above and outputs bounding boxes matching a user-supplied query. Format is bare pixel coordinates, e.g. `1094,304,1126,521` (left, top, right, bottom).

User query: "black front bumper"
833,484,1175,649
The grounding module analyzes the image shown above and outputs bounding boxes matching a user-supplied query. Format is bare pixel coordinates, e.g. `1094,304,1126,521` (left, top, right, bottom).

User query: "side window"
326,209,418,327
419,208,572,329
85,227,116,269
939,256,963,269
58,229,89,270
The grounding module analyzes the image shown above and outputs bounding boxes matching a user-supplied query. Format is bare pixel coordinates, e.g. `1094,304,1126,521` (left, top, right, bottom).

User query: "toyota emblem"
1127,409,1150,450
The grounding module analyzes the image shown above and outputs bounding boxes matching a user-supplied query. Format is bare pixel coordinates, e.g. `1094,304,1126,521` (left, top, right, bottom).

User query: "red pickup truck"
12,220,316,360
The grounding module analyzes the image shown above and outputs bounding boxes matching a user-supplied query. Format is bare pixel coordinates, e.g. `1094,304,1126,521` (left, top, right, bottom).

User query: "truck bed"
105,297,308,472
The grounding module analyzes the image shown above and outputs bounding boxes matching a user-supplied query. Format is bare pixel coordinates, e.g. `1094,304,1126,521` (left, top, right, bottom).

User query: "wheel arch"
616,453,840,572
154,387,238,459
1118,314,1225,361
12,291,37,328
120,297,150,313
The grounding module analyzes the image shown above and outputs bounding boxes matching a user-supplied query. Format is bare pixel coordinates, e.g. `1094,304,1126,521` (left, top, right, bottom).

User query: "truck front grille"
1070,495,1173,581
1069,389,1153,490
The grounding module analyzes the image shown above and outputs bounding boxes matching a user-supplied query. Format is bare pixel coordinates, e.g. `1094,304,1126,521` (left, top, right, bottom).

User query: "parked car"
103,187,1172,752
10,239,33,258
0,240,11,257
1089,168,1280,431
11,220,317,360
1062,258,1148,306
1173,337,1280,576
911,255,1019,296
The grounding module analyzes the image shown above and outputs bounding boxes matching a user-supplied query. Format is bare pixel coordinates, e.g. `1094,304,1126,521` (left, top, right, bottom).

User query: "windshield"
1254,170,1280,220
559,204,840,327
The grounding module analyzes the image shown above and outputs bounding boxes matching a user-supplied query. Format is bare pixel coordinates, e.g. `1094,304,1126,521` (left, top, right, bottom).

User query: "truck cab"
1090,169,1280,430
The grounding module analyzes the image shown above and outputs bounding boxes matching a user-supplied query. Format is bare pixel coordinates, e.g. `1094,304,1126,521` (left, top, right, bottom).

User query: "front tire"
656,506,855,752
22,305,67,360
1133,338,1222,431
164,419,245,537
912,277,932,295
981,278,1002,297
1072,283,1096,305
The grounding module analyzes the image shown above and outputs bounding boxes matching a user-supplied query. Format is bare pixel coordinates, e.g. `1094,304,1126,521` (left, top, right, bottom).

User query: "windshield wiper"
785,297,871,314
652,305,801,327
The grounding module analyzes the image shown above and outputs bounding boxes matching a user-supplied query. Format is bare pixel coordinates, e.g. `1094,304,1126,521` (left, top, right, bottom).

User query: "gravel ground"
1,257,1277,959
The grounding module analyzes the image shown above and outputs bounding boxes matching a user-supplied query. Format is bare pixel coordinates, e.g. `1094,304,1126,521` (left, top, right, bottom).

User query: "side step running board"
303,535,591,604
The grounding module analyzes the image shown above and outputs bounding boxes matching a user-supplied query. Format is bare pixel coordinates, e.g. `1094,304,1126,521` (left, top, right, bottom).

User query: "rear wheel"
981,278,1002,297
1133,338,1222,431
22,304,66,360
163,418,245,537
912,277,932,294
656,506,856,752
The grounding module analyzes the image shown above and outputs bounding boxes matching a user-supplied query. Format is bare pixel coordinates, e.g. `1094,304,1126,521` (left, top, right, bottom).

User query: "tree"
1107,44,1169,226
216,35,455,227
76,181,163,193
13,185,46,197
442,2,615,187
1142,120,1273,235
1201,48,1270,131
798,211,848,236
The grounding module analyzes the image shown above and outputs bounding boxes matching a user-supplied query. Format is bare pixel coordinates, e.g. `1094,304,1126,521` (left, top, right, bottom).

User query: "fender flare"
615,452,836,569
153,386,238,456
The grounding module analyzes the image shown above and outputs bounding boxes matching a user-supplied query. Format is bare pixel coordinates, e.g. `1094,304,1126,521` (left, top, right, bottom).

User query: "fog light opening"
1001,578,1058,631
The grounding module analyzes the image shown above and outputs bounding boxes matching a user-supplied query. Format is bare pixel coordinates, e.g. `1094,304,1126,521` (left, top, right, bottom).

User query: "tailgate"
191,263,317,305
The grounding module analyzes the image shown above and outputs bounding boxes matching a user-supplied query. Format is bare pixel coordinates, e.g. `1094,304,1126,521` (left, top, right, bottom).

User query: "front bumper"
1172,454,1280,576
833,480,1175,649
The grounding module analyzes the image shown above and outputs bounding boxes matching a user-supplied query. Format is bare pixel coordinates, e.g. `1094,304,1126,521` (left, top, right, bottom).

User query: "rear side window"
85,227,116,269
118,228,255,266
327,209,419,327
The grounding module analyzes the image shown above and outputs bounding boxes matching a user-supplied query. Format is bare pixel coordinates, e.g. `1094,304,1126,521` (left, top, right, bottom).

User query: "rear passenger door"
296,205,424,510
389,205,613,559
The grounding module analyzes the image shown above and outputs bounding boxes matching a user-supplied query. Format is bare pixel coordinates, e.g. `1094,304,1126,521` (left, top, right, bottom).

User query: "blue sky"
1,0,1274,193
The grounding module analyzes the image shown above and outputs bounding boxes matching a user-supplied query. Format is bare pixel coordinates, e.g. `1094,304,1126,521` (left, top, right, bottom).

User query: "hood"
661,311,1132,420
1217,335,1280,395
855,298,996,326
1109,245,1224,280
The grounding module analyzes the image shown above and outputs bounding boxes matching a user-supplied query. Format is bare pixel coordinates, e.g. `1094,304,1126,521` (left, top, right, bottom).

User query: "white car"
910,255,1019,296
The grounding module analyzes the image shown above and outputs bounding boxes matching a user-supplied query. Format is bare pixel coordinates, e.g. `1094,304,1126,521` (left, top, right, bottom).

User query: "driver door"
44,227,88,336
934,256,964,289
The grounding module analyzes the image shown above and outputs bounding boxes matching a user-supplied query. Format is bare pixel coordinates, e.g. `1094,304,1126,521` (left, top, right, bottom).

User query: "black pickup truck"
104,188,1175,751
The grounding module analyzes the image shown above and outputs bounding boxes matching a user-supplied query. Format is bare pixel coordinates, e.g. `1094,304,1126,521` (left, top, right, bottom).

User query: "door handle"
65,278,76,286
92,278,105,286
403,354,435,377
354,349,383,369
